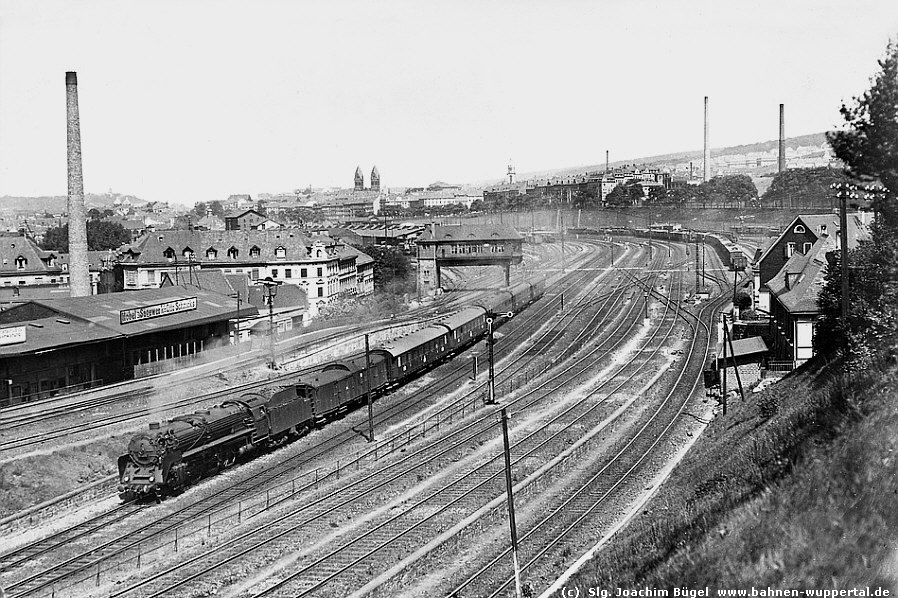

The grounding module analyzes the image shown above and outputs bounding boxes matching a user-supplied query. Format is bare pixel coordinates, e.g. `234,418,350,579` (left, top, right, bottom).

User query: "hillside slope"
567,358,898,592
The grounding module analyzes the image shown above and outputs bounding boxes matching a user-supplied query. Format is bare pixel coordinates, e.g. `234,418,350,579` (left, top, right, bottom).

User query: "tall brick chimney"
703,96,710,182
778,103,786,173
66,72,90,297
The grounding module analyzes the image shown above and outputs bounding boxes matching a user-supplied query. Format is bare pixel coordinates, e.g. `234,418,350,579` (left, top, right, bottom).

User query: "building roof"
0,287,257,339
755,212,871,266
0,316,120,356
417,223,523,243
119,229,343,266
0,234,59,276
245,283,308,312
223,208,267,220
767,236,832,314
160,268,236,296
721,336,768,359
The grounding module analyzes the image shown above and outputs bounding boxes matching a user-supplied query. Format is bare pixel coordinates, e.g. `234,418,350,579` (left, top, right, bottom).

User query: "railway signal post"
487,317,496,405
261,277,282,369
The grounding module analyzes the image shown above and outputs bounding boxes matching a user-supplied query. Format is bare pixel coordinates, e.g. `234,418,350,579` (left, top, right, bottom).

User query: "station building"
0,287,257,406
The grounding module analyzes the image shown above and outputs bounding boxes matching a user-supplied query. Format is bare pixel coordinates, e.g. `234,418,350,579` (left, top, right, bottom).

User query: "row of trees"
760,167,854,208
40,221,131,252
815,38,898,368
605,174,758,207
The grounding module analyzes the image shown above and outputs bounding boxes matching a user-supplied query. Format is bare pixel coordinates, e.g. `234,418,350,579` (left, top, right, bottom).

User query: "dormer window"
794,225,806,234
14,256,26,270
227,246,239,259
249,245,261,258
819,224,827,235
182,247,195,259
206,247,218,259
275,246,287,259
163,247,176,261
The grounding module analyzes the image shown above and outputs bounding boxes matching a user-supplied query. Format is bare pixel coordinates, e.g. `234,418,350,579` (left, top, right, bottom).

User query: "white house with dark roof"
113,229,373,314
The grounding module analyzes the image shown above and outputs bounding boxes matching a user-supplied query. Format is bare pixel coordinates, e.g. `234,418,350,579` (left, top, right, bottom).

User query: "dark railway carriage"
438,307,487,351
297,354,389,419
373,325,451,382
507,282,532,312
475,290,514,316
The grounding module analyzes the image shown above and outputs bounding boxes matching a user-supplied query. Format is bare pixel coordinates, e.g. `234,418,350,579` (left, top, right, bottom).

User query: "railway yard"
0,236,742,598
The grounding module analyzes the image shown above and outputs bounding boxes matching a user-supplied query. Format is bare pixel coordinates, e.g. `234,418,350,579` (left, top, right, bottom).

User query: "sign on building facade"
120,297,198,325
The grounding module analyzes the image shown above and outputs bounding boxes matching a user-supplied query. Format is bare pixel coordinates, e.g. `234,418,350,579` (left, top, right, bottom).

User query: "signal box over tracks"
415,224,524,296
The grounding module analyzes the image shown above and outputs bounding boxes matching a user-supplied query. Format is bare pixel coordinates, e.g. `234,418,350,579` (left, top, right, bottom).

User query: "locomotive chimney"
66,71,91,297
778,103,786,173
703,96,710,182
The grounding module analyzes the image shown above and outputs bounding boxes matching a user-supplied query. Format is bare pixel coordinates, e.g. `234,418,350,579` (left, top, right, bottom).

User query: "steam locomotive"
117,280,545,500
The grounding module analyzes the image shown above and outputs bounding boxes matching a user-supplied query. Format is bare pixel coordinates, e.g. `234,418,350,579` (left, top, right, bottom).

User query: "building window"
794,225,806,233
301,268,307,277
227,246,239,259
125,270,138,286
317,286,324,297
182,247,195,259
14,256,26,270
206,247,218,259
819,224,827,234
163,247,176,260
272,268,279,278
251,269,259,280
317,267,323,277
275,246,286,258
250,246,261,258
785,242,796,258
285,268,292,278
803,242,813,254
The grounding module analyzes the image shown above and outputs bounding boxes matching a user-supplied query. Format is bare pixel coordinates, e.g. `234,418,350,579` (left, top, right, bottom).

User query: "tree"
192,202,208,219
605,181,643,207
351,244,414,295
40,221,131,251
761,167,851,208
827,38,898,227
816,38,898,365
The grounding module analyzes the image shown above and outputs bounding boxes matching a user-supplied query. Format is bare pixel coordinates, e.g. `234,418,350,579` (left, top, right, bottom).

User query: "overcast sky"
1,0,896,206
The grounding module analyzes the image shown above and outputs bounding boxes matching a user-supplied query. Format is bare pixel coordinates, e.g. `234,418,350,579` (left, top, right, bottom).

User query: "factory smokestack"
703,96,710,182
605,150,609,172
66,72,90,297
778,103,786,173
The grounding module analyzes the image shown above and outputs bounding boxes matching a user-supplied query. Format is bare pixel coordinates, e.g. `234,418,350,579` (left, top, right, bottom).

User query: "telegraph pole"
500,407,523,598
720,312,727,416
365,334,374,442
830,183,857,326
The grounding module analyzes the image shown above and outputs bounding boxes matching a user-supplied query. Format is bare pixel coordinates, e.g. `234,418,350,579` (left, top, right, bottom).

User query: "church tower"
371,166,381,192
354,166,364,191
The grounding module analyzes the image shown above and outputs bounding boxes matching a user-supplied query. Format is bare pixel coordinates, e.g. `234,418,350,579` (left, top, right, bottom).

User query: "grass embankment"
570,359,898,591
0,436,126,518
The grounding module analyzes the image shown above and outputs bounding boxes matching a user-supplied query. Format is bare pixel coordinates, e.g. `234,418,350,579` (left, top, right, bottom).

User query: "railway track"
450,274,726,598
243,250,689,598
0,241,599,596
84,243,672,597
